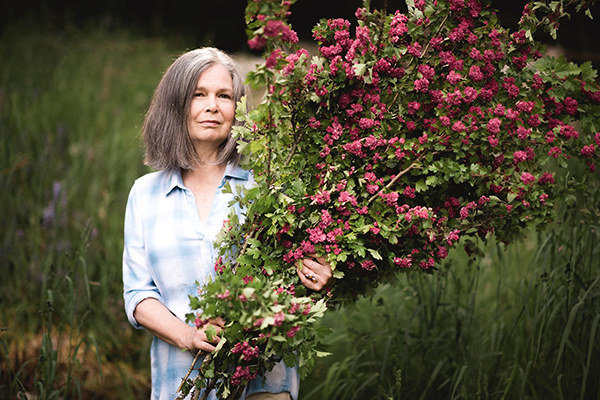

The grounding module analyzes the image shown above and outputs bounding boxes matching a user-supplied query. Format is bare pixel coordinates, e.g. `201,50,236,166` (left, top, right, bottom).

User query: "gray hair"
142,47,245,170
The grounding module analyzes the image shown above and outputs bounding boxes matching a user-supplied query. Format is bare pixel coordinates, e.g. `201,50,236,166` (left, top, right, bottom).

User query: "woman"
122,48,332,400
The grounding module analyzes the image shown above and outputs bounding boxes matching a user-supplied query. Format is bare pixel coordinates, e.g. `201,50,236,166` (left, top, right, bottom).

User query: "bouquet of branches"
177,0,600,398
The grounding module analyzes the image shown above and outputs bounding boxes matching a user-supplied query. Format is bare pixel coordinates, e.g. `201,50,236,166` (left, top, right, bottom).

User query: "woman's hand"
297,253,334,291
134,298,226,354
183,317,226,353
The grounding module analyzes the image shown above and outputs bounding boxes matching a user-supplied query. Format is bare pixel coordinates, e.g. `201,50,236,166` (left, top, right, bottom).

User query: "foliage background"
0,1,599,399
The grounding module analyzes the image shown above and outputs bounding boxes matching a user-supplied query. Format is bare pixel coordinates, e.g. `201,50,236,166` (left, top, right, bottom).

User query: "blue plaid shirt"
123,166,299,400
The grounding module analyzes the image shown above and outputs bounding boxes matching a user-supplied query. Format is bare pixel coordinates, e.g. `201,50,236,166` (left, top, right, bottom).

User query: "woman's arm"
134,298,224,353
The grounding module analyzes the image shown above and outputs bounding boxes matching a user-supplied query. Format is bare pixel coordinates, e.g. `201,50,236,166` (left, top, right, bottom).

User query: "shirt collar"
164,165,249,196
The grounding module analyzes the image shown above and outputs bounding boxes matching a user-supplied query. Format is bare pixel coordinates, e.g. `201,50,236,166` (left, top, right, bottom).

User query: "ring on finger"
304,272,318,283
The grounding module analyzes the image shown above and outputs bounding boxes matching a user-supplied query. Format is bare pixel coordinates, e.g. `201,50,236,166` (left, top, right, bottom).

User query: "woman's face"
188,64,235,156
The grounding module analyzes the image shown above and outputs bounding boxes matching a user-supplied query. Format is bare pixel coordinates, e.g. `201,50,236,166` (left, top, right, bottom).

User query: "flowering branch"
178,0,600,397
420,14,449,58
367,160,422,205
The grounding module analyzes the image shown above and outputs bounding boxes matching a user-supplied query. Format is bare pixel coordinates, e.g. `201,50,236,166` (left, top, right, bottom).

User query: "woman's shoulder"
130,169,180,195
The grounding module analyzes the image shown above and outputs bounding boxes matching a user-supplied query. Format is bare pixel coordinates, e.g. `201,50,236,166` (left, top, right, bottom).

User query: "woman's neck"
182,162,227,186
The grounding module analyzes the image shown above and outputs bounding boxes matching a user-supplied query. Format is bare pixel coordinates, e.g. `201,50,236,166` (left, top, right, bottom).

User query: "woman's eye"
194,92,205,97
219,94,232,99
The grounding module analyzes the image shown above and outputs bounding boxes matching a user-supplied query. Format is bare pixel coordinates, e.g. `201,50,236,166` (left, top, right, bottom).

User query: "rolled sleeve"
123,181,163,329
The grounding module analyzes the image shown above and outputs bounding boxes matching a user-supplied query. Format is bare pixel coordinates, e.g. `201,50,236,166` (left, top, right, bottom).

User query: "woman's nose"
205,95,218,113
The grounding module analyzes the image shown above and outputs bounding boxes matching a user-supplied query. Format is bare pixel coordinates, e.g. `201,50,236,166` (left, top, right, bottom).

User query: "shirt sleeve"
122,180,163,329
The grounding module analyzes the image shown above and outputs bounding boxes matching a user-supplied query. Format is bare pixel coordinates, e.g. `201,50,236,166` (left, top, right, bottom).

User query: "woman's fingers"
305,254,333,280
209,317,226,328
297,256,333,291
297,259,318,289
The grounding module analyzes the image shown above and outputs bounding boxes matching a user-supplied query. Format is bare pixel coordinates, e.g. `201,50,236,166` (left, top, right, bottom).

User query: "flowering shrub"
178,0,600,398
177,267,328,399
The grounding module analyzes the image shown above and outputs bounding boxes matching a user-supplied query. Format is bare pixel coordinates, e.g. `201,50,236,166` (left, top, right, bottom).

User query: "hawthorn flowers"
180,0,600,398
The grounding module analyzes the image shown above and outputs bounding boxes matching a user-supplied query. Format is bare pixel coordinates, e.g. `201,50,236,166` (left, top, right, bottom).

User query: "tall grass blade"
418,360,444,400
450,365,467,400
553,274,600,375
580,313,600,400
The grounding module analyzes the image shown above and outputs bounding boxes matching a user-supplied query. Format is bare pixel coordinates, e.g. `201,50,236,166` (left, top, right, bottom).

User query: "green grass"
300,178,600,400
1,21,599,400
0,21,190,399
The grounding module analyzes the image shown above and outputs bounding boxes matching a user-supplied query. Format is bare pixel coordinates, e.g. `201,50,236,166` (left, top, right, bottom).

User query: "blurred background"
1,0,599,399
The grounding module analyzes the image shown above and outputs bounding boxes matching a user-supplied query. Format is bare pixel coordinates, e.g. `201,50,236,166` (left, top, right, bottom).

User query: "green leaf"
507,192,517,203
205,325,216,342
353,63,367,77
368,248,382,260
415,179,428,192
242,287,256,299
332,269,345,279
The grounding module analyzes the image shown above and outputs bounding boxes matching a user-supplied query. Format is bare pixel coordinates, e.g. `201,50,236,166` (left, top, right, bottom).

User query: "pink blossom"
408,101,421,115
367,184,379,194
420,258,435,269
437,246,449,259
286,325,301,338
581,144,596,157
418,64,435,79
264,20,284,37
463,86,478,103
447,70,463,84
407,42,422,57
414,78,430,92
459,206,470,220
487,118,501,134
338,191,358,206
493,103,506,116
548,146,562,158
538,172,554,185
359,118,375,129
513,150,527,164
520,172,535,185
516,126,531,140
248,35,267,50
563,97,578,115
468,65,484,82
195,317,208,329
265,50,280,69
446,230,460,246
393,257,412,268
311,190,331,204
343,140,366,157
488,135,499,147
306,227,327,243
308,117,321,129
403,186,416,198
361,260,376,271
242,344,260,360
273,311,285,327
231,365,257,386
469,47,483,60
452,121,466,133
516,101,536,113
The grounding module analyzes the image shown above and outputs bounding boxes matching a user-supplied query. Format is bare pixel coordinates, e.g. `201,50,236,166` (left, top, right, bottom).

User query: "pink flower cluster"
232,341,260,361
231,365,258,386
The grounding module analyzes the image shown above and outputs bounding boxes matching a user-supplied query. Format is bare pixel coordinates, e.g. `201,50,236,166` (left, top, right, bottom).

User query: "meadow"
1,21,599,399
